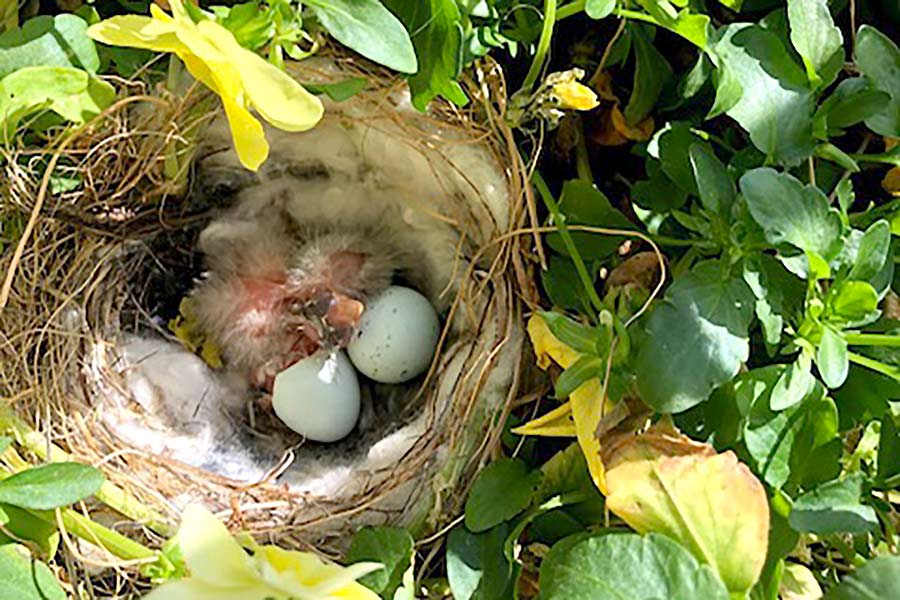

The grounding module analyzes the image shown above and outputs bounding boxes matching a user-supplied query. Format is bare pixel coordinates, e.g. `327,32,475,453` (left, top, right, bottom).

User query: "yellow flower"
551,80,600,111
87,0,323,171
512,314,611,493
145,504,381,600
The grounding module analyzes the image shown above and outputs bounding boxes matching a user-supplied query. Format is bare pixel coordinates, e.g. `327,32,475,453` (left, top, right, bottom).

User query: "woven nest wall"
0,55,539,562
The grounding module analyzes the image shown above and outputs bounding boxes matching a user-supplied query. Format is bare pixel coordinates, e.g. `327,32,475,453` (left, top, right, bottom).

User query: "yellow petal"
571,380,607,494
197,20,323,132
256,546,381,599
220,92,269,171
528,314,581,370
552,80,600,111
86,16,180,52
142,580,258,600
176,505,259,587
149,3,174,23
166,0,191,22
511,401,576,437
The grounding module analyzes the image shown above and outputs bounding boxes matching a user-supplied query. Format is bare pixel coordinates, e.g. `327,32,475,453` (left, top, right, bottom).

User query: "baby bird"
191,207,398,391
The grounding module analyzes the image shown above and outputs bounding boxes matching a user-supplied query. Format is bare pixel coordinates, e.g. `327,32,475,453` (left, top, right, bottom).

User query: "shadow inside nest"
101,154,440,493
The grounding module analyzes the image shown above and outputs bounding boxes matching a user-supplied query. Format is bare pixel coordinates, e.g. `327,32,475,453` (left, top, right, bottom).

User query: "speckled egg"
347,286,440,384
272,351,360,442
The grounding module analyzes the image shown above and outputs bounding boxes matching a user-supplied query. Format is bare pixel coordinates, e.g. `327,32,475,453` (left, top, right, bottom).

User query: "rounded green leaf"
826,555,900,600
345,526,413,595
0,545,65,600
540,533,729,600
464,458,542,532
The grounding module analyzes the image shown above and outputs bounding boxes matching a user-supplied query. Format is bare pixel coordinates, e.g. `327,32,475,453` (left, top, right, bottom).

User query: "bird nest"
0,56,538,564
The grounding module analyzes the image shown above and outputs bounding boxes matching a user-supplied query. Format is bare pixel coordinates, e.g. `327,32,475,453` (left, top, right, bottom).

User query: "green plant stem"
844,333,900,347
575,118,594,182
533,172,605,313
0,409,173,536
30,507,158,563
0,467,157,563
522,0,558,92
557,0,586,18
848,352,900,381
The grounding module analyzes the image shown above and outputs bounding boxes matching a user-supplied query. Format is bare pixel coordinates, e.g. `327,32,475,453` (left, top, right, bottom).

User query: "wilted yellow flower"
145,504,381,600
550,80,600,111
513,314,610,493
87,0,323,171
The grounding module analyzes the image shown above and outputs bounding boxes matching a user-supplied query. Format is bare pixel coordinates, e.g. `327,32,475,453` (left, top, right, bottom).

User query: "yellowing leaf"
518,314,611,493
603,419,769,597
571,379,607,493
511,402,576,437
528,314,581,370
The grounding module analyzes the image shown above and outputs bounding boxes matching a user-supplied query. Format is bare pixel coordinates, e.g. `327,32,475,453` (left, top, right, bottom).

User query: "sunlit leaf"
540,533,729,599
603,420,769,596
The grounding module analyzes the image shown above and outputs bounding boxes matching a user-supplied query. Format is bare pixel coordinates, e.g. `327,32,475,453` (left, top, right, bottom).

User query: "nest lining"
0,58,535,559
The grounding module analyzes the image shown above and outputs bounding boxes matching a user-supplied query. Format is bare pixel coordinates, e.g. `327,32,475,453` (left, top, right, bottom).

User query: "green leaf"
636,262,754,413
825,556,900,600
712,25,815,165
345,526,413,596
876,415,900,486
541,255,592,312
742,255,803,348
540,533,730,599
741,366,826,488
302,77,368,102
817,327,849,389
0,436,10,454
447,524,517,600
848,220,891,283
648,122,709,196
0,14,99,79
828,281,879,323
547,179,633,260
0,504,60,557
539,311,600,355
786,0,843,86
0,462,105,510
382,0,467,110
308,0,417,74
854,26,900,137
739,168,842,260
690,144,735,217
555,356,605,399
634,1,710,49
585,0,617,19
788,473,879,535
0,545,65,600
0,65,116,137
771,354,815,410
815,78,891,136
814,143,859,173
464,458,542,532
624,24,673,126
216,2,275,50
